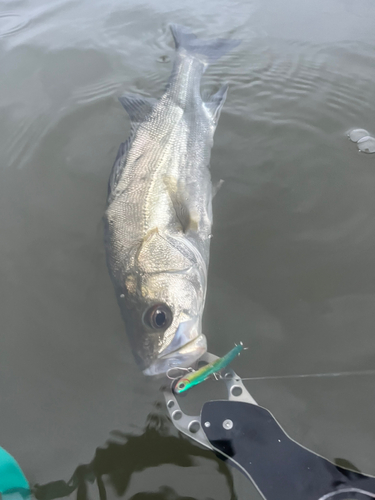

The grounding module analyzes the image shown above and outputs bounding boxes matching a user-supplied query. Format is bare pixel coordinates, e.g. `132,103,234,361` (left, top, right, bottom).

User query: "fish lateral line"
105,24,240,376
172,342,246,393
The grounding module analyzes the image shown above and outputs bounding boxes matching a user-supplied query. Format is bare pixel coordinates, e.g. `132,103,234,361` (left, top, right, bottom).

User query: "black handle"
201,400,375,500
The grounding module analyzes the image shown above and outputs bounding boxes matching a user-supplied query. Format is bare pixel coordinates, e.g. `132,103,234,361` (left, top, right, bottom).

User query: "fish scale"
104,24,240,375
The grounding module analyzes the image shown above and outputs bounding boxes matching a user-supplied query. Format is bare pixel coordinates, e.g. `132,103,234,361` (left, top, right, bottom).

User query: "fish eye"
178,382,185,389
146,304,172,330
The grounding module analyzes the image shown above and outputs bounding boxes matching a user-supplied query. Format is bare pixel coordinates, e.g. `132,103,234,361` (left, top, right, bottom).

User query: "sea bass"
104,24,239,375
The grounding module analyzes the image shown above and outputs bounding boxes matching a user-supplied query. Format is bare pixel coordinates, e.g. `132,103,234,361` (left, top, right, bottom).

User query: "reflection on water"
33,410,236,500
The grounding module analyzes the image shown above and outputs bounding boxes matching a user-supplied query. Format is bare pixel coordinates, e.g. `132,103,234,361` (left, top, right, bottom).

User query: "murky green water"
2,0,375,498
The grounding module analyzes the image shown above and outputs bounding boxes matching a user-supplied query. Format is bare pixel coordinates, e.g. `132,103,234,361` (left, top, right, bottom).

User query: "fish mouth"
142,334,207,376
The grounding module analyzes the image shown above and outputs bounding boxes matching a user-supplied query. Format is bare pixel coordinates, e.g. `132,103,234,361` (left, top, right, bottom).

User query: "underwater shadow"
32,406,237,500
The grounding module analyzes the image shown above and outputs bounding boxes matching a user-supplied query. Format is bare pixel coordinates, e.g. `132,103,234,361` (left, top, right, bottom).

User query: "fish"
104,24,240,376
173,343,244,393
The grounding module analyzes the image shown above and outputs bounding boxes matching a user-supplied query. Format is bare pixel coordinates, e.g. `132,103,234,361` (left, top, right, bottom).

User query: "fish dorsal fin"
203,84,229,124
118,93,157,124
163,176,199,233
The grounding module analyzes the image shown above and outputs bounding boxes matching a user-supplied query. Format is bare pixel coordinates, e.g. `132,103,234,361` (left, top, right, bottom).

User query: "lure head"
174,377,192,394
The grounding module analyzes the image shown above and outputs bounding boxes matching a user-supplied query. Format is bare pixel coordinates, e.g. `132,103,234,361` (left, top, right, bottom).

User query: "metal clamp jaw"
163,351,257,449
164,352,375,500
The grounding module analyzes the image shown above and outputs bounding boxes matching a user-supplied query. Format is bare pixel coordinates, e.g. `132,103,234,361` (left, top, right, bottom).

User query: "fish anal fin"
118,93,157,124
163,176,199,234
203,84,229,124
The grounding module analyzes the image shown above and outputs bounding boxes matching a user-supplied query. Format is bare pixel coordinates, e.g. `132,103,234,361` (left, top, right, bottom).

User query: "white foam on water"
348,128,375,153
357,135,375,153
348,128,369,142
357,135,372,143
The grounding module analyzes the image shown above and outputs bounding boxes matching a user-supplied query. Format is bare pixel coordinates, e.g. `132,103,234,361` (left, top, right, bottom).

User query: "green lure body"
174,343,244,393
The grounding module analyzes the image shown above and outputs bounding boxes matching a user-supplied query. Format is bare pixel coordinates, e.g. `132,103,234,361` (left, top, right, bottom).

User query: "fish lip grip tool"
164,352,375,500
164,351,256,449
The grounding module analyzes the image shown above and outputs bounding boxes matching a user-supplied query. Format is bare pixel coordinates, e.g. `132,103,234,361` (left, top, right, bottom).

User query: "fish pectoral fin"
163,176,199,233
203,84,229,125
212,179,224,198
118,93,157,124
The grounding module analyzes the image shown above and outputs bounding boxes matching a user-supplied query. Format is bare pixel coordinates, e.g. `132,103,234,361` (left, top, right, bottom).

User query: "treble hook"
166,366,194,381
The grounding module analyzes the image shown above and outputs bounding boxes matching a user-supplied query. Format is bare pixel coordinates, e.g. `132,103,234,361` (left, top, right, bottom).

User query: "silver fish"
104,24,239,375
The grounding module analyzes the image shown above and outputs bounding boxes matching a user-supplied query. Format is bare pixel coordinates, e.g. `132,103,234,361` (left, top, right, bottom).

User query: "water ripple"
0,13,28,37
72,79,122,105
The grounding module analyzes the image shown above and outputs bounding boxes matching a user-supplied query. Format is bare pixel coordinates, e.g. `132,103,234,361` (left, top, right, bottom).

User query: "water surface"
1,0,375,498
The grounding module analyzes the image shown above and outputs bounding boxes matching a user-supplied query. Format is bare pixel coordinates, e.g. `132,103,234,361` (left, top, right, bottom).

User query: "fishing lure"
172,343,245,394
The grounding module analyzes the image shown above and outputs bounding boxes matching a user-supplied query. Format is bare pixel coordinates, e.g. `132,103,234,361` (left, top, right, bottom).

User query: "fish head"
118,230,208,375
119,270,207,375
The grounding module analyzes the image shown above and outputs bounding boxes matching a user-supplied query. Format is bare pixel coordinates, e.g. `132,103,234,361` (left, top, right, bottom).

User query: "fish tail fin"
169,24,240,65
